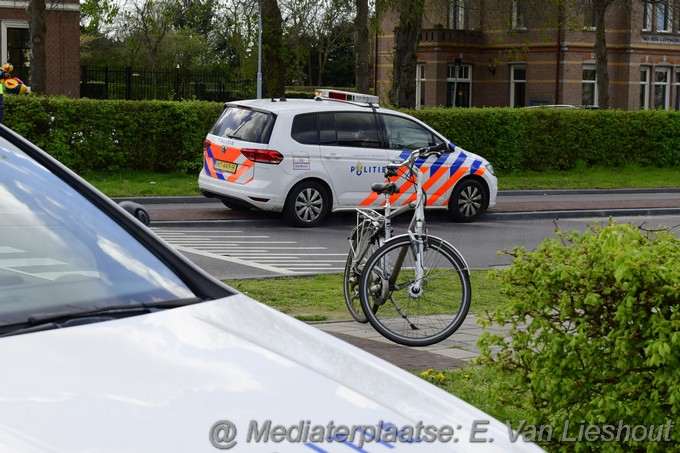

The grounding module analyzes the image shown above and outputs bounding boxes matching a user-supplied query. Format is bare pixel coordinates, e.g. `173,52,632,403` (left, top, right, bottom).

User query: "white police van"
198,90,497,227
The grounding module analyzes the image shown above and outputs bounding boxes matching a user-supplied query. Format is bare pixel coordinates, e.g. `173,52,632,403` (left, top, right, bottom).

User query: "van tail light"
241,149,284,164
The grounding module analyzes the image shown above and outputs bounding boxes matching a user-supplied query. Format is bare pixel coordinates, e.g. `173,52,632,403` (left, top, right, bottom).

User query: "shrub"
477,221,679,452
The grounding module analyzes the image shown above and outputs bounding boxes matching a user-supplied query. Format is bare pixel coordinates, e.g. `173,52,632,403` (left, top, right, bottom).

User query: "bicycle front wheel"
358,235,471,346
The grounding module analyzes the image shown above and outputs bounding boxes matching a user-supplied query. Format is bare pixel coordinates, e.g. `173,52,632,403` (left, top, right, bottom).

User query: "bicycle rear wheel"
343,219,381,323
358,235,471,346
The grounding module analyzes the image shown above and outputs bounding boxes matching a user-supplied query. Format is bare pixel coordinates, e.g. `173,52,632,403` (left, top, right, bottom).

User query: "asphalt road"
130,189,680,280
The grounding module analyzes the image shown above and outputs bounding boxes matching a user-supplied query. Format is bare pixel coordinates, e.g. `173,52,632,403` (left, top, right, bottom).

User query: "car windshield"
0,136,196,327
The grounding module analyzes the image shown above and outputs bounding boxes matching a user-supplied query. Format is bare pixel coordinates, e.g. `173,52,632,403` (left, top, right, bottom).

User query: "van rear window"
210,107,275,144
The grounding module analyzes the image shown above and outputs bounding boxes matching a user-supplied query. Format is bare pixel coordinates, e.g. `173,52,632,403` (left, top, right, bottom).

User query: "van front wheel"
448,179,486,222
283,181,329,227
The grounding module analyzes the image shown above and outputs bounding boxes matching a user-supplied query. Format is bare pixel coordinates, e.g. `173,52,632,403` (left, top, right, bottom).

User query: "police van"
198,90,497,227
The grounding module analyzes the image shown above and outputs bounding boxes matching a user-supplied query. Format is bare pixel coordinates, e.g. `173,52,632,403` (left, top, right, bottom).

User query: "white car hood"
0,294,542,452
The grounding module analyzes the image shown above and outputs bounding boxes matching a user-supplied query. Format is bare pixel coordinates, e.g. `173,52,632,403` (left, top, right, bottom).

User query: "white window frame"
415,63,426,110
447,63,472,107
449,0,469,30
653,66,671,109
1,20,29,65
640,67,651,109
510,65,526,108
582,65,598,107
512,0,527,30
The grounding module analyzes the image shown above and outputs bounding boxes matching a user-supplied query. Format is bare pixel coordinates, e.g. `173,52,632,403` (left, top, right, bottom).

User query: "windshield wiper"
0,297,203,338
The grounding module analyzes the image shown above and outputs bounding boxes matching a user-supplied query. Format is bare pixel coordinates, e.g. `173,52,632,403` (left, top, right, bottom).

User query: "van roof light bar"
315,89,379,106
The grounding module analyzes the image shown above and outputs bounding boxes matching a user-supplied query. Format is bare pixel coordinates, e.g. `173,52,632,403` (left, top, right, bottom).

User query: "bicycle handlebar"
385,142,449,177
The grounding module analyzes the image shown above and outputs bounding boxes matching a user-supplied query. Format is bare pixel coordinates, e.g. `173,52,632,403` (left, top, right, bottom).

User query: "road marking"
152,227,346,274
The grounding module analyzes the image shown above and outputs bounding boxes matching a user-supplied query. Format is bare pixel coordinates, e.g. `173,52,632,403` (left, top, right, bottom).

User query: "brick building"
0,0,80,97
376,1,680,110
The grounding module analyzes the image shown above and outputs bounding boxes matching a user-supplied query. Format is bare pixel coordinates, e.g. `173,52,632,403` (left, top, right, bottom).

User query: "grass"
226,269,502,322
80,166,679,197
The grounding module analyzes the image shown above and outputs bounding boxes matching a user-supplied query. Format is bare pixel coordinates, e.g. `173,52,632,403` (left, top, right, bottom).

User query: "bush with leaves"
477,220,679,452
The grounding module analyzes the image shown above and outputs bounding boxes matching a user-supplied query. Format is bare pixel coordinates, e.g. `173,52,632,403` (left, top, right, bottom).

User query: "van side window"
334,112,380,148
319,113,337,145
291,113,318,144
382,114,437,150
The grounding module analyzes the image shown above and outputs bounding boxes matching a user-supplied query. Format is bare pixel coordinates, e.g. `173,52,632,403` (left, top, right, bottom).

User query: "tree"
28,0,47,94
261,0,287,97
390,0,424,108
354,0,370,92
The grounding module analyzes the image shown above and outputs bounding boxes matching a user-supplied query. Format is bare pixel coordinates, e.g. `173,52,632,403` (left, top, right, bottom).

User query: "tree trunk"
391,0,424,108
593,0,611,109
354,0,370,93
28,0,47,94
261,0,286,98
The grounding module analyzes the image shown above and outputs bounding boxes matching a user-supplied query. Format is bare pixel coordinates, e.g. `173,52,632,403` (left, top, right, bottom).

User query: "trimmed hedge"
4,96,680,174
4,96,223,173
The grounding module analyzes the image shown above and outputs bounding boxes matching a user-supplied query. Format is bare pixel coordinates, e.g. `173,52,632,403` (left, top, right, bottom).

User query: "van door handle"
324,153,341,159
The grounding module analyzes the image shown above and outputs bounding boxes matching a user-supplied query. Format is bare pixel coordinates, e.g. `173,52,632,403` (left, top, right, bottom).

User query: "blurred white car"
0,125,541,451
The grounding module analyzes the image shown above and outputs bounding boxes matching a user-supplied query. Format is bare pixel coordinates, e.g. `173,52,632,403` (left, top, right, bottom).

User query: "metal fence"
80,66,256,102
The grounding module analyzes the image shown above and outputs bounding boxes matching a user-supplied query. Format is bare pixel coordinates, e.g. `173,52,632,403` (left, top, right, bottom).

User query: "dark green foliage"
477,221,680,452
3,97,679,174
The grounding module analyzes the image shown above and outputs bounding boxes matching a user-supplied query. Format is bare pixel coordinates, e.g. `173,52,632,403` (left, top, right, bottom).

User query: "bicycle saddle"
371,182,399,195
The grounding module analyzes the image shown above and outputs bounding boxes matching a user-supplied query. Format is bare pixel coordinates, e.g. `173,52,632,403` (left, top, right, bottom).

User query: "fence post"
81,65,88,98
125,67,132,100
175,65,181,101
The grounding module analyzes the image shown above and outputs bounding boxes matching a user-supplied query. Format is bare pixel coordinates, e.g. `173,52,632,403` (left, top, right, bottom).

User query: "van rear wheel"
283,181,329,228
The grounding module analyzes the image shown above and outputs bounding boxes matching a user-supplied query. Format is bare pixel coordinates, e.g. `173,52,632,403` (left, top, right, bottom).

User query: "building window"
583,0,596,30
512,0,527,30
640,67,650,109
415,63,426,109
656,1,672,32
1,21,31,85
653,67,670,109
582,65,597,107
449,0,469,30
510,65,526,107
447,62,471,107
642,1,653,31
642,0,674,32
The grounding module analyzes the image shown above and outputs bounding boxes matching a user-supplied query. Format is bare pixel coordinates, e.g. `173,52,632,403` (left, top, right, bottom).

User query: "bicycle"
352,143,472,346
343,183,398,323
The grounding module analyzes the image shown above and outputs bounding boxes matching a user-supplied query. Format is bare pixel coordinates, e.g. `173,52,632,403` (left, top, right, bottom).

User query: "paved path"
311,313,503,372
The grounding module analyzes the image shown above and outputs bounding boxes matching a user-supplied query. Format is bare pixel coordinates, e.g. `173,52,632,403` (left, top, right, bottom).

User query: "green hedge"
4,96,680,174
4,96,223,173
408,107,680,174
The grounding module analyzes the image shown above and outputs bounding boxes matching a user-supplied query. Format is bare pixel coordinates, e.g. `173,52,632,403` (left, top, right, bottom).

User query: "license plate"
214,160,237,173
